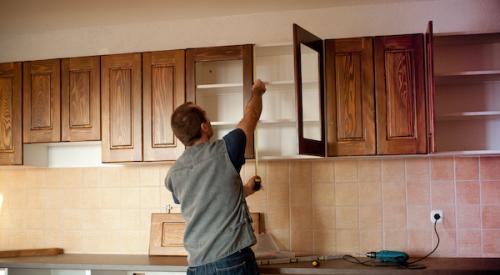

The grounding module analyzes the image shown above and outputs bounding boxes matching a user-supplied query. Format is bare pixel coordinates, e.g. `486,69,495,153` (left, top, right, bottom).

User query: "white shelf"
211,121,238,126
196,83,243,89
436,70,500,77
437,111,500,121
435,70,500,85
432,150,500,156
211,119,320,126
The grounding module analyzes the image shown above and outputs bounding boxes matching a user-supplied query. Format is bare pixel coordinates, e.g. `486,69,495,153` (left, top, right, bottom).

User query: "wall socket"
431,210,443,223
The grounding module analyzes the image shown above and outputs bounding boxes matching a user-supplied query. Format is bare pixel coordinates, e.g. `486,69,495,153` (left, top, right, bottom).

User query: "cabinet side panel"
0,77,14,151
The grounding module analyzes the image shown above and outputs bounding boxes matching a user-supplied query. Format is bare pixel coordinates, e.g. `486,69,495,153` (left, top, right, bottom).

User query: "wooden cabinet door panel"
326,37,375,156
143,50,185,161
62,56,101,141
101,53,142,162
23,59,61,143
375,34,426,154
0,62,22,165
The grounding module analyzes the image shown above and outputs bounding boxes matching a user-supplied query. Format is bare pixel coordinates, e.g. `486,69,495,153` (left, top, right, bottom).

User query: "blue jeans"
187,247,259,275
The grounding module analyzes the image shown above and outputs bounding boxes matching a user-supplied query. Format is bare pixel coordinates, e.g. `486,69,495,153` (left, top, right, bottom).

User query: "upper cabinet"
23,59,61,143
101,53,142,162
433,32,500,154
0,62,22,165
295,23,430,156
143,50,186,161
186,45,254,159
374,34,426,155
62,56,101,142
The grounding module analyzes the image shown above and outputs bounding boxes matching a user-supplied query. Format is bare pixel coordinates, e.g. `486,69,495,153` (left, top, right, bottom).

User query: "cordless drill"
366,250,409,264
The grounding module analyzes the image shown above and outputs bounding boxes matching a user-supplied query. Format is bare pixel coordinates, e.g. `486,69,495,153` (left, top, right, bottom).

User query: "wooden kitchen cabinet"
297,23,429,156
186,45,254,158
101,53,142,162
143,50,185,161
0,62,22,165
374,34,426,155
61,56,101,142
23,59,61,143
325,37,376,156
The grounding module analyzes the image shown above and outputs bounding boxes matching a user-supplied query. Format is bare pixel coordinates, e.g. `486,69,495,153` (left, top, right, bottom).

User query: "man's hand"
243,176,262,197
252,79,266,96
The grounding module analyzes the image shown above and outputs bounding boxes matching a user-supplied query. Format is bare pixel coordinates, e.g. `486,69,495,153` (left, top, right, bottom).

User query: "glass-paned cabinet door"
293,24,326,156
186,45,254,158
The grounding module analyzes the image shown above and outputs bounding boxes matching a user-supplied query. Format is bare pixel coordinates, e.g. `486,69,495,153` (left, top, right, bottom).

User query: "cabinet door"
0,62,22,165
426,21,436,153
23,59,61,143
186,45,254,159
143,50,185,161
326,37,375,156
293,24,326,156
374,34,426,154
101,53,142,162
61,56,101,141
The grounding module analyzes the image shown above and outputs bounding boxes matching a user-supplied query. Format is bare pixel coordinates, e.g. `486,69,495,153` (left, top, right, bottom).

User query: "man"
165,79,266,274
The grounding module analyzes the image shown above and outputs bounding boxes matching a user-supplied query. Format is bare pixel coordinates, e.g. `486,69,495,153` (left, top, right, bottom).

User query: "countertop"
1,254,500,274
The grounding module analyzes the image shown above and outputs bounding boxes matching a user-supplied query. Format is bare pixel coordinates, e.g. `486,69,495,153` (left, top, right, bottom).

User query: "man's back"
165,139,256,266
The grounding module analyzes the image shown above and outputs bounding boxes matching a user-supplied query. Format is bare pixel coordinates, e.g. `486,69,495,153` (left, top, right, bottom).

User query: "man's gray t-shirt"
165,129,256,266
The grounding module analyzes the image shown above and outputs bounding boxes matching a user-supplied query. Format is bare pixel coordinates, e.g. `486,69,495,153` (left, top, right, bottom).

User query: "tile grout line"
453,156,458,256
427,157,432,253
381,160,386,250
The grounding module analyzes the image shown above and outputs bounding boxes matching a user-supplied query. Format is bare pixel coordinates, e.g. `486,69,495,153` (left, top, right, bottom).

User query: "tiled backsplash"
0,156,499,257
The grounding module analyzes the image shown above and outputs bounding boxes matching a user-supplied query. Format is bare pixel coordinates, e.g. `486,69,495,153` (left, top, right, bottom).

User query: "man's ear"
200,122,210,133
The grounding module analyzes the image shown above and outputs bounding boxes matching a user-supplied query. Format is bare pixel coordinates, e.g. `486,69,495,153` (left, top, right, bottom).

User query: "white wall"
0,0,499,62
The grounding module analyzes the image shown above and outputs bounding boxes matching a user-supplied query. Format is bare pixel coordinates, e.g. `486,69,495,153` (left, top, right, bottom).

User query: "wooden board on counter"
149,213,260,256
0,248,64,258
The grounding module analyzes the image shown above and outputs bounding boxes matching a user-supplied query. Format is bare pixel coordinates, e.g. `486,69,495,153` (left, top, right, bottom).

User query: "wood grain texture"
149,213,260,256
0,248,63,258
143,50,185,161
23,59,61,143
0,62,22,165
186,45,254,159
426,21,436,153
62,56,101,141
101,53,142,162
326,37,375,156
375,34,426,154
293,24,325,156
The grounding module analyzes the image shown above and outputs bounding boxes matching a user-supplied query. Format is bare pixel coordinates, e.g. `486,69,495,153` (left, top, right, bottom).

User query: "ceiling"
0,0,415,34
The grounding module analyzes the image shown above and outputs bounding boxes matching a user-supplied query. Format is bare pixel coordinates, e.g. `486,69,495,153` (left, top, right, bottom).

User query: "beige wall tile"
312,183,334,206
41,188,67,209
139,166,161,186
407,229,433,256
382,181,406,205
336,206,358,229
79,188,100,209
335,160,357,182
290,183,311,206
455,157,479,181
457,229,481,257
268,180,289,208
99,188,121,209
268,161,290,184
382,159,405,183
359,206,382,230
313,229,336,255
336,229,359,254
313,206,335,230
360,229,382,252
383,229,407,251
120,209,143,230
406,158,430,183
120,187,142,209
24,209,44,230
433,229,457,257
358,160,381,182
406,180,430,206
431,157,454,181
407,205,431,230
267,206,290,231
335,182,358,206
120,230,149,253
121,167,141,187
311,160,334,183
290,205,312,231
359,181,381,206
101,167,122,187
82,168,101,187
290,161,312,185
94,209,121,230
383,204,406,230
268,229,290,251
291,229,313,255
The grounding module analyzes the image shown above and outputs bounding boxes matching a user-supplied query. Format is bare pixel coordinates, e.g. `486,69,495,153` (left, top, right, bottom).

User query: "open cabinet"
186,45,254,158
296,23,430,157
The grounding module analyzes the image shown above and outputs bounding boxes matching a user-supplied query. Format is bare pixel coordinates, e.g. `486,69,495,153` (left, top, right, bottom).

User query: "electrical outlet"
431,210,443,223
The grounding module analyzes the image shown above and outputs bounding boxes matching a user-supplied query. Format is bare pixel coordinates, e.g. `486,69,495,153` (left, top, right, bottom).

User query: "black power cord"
342,213,441,270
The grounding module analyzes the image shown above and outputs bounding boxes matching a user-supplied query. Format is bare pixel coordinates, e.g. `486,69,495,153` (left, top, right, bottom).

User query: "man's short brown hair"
171,102,207,146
